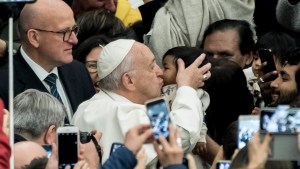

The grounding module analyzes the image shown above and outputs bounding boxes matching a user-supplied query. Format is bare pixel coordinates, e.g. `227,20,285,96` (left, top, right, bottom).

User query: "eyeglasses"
85,61,97,73
32,25,79,42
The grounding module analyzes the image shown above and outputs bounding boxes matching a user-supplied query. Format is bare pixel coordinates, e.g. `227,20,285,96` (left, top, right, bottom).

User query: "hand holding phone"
258,49,277,80
145,97,171,140
57,126,79,169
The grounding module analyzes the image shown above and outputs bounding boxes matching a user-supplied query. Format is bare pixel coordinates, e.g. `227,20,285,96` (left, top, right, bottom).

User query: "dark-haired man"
270,48,300,106
201,19,255,69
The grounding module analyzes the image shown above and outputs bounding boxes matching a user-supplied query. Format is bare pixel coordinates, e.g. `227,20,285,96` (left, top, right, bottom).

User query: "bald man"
14,141,47,169
0,0,95,123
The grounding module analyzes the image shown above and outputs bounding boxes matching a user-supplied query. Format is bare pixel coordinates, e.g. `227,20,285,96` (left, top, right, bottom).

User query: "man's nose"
105,0,116,12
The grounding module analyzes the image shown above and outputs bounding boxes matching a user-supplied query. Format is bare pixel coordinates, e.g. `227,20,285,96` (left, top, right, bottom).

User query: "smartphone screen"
216,160,231,169
145,98,171,139
57,127,79,169
109,143,124,156
258,49,277,76
238,115,259,149
260,108,300,133
42,144,52,158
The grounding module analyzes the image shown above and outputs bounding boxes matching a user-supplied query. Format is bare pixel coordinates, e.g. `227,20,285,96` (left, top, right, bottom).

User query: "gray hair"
99,52,134,91
14,89,65,139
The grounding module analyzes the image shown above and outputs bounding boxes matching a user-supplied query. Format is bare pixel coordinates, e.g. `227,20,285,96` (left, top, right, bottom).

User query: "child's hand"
192,142,207,155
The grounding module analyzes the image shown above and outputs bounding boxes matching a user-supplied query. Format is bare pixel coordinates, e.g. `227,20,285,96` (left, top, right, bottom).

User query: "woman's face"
162,55,178,86
252,52,261,77
85,46,103,92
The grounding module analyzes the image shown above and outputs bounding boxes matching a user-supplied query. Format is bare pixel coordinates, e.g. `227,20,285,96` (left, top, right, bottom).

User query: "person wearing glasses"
73,35,112,92
0,0,95,124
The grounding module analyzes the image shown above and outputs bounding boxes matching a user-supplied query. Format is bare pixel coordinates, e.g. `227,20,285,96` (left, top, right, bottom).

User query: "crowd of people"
0,0,300,168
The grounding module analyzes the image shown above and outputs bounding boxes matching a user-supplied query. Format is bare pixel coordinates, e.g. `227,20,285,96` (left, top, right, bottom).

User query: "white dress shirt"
21,47,73,122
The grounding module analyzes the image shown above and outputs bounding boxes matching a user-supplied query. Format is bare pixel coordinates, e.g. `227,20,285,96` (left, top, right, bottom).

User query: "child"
161,46,210,154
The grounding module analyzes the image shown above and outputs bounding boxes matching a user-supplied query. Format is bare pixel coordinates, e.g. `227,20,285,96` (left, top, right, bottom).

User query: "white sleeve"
170,86,203,152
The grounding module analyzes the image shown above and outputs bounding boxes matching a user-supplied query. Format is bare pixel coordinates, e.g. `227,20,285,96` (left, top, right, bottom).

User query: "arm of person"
102,124,153,169
171,55,211,152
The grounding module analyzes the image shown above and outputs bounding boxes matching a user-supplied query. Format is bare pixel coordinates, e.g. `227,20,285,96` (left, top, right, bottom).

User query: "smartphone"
0,0,36,3
260,107,300,160
109,143,124,156
238,115,259,149
216,160,231,169
258,49,277,77
57,126,79,169
260,108,300,133
145,97,171,139
42,144,52,158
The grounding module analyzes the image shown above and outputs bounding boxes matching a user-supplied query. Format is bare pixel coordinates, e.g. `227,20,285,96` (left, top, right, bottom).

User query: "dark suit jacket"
0,49,95,115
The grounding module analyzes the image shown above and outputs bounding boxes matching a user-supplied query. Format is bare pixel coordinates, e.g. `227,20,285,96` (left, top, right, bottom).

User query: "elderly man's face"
130,44,164,103
82,0,117,13
203,29,251,69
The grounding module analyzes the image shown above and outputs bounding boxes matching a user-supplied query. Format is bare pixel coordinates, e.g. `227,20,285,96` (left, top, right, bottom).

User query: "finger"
191,54,206,68
199,63,212,77
187,154,197,169
153,141,163,157
134,124,151,133
262,133,272,149
64,165,71,169
158,136,170,150
203,71,211,81
50,142,58,160
177,59,185,73
298,134,300,151
168,124,176,146
93,130,102,141
140,128,154,143
73,160,86,169
259,71,278,83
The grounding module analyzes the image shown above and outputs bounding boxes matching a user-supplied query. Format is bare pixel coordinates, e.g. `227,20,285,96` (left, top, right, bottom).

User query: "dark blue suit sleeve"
164,164,188,169
102,147,137,169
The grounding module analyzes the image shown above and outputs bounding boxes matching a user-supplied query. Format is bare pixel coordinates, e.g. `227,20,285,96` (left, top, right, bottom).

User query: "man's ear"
44,125,56,144
122,73,135,91
245,52,254,67
27,29,40,48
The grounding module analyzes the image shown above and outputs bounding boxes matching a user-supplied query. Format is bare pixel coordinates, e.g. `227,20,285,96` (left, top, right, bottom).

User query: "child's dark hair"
162,46,208,69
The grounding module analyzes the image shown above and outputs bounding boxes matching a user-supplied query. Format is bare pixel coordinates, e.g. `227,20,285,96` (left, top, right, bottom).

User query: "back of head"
14,89,65,140
222,120,239,160
201,19,255,56
162,46,206,68
76,9,126,45
254,30,297,61
204,58,254,144
14,141,47,169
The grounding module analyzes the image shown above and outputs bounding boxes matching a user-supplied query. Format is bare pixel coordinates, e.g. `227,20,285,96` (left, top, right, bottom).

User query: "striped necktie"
44,73,70,124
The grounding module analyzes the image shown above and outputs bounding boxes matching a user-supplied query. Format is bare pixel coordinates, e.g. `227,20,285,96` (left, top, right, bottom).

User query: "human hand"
251,107,260,115
186,154,197,169
79,130,102,169
209,145,224,169
257,70,278,105
45,143,58,169
2,109,9,136
153,125,183,167
247,132,272,169
192,142,207,155
134,148,147,169
124,124,154,154
143,0,153,3
176,54,211,89
0,39,7,57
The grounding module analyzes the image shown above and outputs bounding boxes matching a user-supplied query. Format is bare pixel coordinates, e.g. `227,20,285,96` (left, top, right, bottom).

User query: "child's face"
252,52,262,77
162,55,178,86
